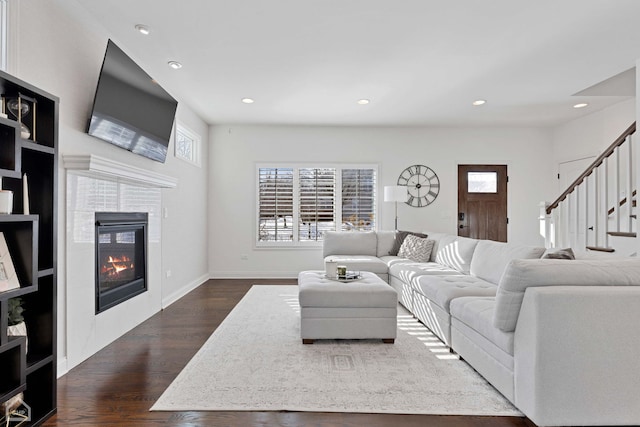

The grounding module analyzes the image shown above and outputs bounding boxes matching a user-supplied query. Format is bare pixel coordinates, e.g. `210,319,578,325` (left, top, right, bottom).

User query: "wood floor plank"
44,279,536,427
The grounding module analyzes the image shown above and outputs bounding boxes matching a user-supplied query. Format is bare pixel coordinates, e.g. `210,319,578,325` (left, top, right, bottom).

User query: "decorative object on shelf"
384,185,407,230
22,174,29,215
324,259,337,278
0,392,26,425
0,232,20,292
2,92,37,141
0,189,13,214
0,177,13,214
7,297,27,353
397,164,440,208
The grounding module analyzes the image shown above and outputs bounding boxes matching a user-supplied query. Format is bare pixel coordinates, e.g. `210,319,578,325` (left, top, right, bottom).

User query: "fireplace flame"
101,255,135,279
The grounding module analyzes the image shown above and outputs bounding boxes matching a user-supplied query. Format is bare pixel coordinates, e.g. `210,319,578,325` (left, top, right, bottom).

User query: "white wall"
209,125,555,278
551,98,635,176
9,1,210,372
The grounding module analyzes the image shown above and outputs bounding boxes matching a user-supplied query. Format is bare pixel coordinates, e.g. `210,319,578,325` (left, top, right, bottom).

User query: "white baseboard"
57,357,68,378
209,271,299,279
162,273,210,309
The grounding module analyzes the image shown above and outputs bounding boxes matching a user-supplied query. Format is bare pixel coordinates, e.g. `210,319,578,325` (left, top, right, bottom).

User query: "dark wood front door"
458,165,508,242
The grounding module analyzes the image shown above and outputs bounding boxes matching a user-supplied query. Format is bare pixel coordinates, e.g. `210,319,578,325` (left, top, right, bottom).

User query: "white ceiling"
65,0,640,127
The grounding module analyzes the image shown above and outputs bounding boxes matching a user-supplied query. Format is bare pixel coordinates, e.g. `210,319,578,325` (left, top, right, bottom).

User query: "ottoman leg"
302,339,315,344
382,339,395,344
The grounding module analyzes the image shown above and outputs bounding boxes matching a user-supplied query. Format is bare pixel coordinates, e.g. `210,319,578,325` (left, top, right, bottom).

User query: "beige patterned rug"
151,285,521,416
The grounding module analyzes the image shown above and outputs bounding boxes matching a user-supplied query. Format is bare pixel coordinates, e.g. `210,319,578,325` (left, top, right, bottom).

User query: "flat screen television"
87,40,178,163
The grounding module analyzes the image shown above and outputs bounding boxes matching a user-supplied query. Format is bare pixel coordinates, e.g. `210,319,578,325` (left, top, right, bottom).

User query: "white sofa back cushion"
434,236,479,274
323,231,377,258
494,258,640,332
376,230,397,257
423,232,448,262
470,240,545,285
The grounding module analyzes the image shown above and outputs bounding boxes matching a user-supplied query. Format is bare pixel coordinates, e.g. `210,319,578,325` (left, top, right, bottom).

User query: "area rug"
151,285,521,416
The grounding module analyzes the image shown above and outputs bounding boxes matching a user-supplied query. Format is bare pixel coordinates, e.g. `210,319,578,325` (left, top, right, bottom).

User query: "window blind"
341,168,376,231
298,168,336,241
258,168,294,242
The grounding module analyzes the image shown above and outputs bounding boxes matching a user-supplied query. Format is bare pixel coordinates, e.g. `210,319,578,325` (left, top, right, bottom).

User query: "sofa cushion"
470,240,545,285
422,232,448,261
450,297,514,357
376,230,397,257
323,231,377,258
389,261,460,280
413,274,498,312
389,230,428,255
323,255,389,274
434,235,479,274
494,258,640,332
398,235,435,262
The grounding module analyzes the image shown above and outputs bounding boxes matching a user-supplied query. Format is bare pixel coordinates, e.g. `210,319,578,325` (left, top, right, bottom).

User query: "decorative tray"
324,271,362,282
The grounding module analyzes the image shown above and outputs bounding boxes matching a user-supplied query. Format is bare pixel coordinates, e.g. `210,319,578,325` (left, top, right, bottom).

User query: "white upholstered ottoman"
298,270,398,344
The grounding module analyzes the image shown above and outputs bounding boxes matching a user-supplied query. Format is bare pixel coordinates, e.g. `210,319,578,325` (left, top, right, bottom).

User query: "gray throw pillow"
389,231,428,255
542,248,575,260
397,235,435,262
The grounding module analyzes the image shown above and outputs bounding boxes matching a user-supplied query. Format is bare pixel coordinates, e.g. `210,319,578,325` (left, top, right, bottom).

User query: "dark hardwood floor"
45,279,536,427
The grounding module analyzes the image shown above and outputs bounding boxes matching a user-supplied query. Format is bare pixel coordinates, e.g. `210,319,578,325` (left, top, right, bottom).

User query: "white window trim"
255,162,379,248
174,122,201,167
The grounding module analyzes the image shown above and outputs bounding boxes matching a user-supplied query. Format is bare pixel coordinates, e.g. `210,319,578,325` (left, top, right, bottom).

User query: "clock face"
397,164,440,207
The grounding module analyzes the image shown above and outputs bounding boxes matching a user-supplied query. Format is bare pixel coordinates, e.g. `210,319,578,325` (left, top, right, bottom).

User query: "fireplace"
95,212,148,313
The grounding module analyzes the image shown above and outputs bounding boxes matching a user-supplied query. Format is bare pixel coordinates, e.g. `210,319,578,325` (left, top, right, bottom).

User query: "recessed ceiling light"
357,99,370,105
242,98,255,104
167,61,182,70
573,103,588,109
472,99,486,106
134,24,150,35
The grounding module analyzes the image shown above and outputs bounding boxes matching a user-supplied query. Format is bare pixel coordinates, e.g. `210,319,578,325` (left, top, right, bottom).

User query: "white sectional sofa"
322,230,640,426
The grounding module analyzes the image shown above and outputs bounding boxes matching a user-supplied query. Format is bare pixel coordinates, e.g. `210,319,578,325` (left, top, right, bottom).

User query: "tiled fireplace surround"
63,155,177,369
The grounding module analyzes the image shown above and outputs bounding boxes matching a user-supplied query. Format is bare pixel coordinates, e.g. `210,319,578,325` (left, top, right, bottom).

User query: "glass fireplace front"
95,212,148,313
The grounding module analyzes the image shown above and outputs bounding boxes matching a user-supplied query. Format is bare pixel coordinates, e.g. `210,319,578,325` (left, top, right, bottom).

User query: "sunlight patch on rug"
151,285,521,416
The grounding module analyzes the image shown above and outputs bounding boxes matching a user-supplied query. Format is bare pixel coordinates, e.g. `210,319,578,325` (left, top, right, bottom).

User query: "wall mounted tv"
87,40,178,163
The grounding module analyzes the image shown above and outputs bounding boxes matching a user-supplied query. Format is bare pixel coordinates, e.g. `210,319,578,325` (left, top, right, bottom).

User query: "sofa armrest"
514,286,640,426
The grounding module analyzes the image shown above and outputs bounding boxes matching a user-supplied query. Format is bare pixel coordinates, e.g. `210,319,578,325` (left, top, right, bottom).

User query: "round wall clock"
397,164,440,207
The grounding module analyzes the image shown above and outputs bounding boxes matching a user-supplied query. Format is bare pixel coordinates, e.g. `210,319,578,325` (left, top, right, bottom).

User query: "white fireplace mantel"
63,154,178,188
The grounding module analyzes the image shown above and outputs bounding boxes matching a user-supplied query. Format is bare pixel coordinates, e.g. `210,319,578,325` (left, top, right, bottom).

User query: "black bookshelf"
0,70,57,426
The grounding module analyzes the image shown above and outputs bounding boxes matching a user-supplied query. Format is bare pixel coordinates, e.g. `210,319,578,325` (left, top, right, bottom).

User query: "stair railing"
544,122,636,253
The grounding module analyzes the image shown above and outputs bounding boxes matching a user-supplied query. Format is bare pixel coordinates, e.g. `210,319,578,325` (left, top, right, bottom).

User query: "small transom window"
175,123,201,166
468,172,497,193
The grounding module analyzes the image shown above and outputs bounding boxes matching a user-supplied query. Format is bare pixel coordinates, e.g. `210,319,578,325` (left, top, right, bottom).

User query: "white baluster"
585,176,589,247
604,157,610,249
615,145,621,233
627,136,633,231
594,165,599,247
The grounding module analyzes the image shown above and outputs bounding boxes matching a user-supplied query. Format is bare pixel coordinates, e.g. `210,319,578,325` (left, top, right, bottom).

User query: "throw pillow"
397,235,435,263
389,231,428,256
542,248,576,260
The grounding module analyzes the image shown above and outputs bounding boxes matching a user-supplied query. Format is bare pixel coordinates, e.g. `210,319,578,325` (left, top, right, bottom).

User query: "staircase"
542,122,637,255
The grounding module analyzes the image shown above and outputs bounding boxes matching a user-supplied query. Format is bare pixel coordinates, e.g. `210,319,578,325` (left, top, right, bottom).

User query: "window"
467,172,497,193
299,168,336,241
257,165,377,245
175,123,201,166
341,169,376,231
258,168,294,242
